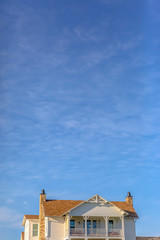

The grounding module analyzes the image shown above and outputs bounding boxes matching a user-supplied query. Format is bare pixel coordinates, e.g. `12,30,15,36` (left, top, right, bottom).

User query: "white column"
68,216,70,237
27,220,30,240
85,216,87,237
121,215,125,240
105,216,109,238
45,217,49,238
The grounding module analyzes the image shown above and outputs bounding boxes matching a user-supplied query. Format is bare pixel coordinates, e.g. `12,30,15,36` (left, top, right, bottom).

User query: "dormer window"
33,224,38,236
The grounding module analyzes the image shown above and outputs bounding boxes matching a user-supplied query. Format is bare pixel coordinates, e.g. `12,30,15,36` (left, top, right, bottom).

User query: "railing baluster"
67,227,122,237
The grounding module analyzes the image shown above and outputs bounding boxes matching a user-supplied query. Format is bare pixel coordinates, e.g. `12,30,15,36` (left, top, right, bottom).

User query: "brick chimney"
126,192,133,205
39,189,46,240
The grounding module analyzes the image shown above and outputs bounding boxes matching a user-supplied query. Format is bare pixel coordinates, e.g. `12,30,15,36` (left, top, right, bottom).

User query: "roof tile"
22,215,39,226
43,200,83,216
21,232,24,240
111,201,138,218
43,199,138,218
24,215,39,219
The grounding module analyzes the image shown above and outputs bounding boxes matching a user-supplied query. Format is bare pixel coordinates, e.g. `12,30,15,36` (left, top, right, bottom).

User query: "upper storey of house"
22,191,138,240
41,192,138,218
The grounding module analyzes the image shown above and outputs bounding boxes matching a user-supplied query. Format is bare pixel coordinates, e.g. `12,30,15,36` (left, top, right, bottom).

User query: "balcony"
70,228,85,236
66,227,122,237
87,227,106,237
65,216,124,239
109,228,122,237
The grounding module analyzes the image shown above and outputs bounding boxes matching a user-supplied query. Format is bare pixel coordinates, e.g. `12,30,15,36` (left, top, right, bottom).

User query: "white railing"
87,227,106,236
108,228,122,237
66,227,122,237
68,228,106,236
70,228,85,236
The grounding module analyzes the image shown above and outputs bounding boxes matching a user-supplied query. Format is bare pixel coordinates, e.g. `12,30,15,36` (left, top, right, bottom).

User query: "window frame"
109,220,113,231
70,220,75,229
32,223,38,237
93,220,97,229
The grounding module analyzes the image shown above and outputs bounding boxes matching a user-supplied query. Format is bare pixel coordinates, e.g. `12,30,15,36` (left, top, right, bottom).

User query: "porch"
65,216,125,239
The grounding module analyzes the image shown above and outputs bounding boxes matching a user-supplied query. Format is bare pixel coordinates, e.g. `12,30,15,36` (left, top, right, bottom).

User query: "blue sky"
0,0,160,239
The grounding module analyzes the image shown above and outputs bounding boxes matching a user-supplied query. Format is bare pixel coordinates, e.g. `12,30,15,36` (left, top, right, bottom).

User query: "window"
93,220,97,228
70,220,75,228
93,220,97,234
33,224,38,236
87,220,91,228
87,220,91,235
109,220,113,231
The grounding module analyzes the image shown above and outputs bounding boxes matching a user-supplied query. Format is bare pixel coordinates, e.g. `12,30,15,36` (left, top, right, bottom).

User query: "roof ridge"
46,199,84,201
43,199,138,218
24,214,39,216
46,199,129,203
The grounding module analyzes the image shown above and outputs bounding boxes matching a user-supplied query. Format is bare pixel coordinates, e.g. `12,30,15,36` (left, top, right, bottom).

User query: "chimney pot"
126,192,133,205
41,189,46,195
128,192,131,197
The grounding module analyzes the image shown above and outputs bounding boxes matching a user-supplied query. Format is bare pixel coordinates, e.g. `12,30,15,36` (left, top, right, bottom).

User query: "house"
21,190,139,240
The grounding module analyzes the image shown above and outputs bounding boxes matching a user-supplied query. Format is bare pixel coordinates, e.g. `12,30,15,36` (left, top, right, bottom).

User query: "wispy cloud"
65,35,142,73
74,25,102,42
101,0,122,5
0,206,22,228
6,199,14,204
0,0,160,237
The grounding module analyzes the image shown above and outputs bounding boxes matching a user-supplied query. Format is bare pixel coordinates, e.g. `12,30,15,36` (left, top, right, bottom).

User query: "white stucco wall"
29,220,39,240
45,217,136,240
25,220,29,240
47,216,65,240
124,218,136,240
24,219,39,240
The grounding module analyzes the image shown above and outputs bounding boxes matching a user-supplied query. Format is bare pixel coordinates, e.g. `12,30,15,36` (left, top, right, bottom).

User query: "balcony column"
83,216,88,239
68,215,72,238
104,216,109,239
68,216,70,237
121,215,125,240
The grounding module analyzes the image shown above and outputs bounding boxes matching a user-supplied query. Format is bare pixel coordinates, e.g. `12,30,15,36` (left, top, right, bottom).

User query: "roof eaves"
107,201,129,216
22,216,26,226
22,215,39,226
111,201,138,218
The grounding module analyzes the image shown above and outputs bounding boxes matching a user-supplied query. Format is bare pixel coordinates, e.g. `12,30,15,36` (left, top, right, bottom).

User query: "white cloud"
6,199,14,204
0,206,22,228
101,0,122,4
74,25,102,42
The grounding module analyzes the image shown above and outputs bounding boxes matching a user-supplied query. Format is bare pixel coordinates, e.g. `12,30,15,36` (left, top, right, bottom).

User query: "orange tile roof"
21,232,24,240
43,200,83,216
43,199,138,218
111,201,138,218
22,215,39,226
24,215,39,219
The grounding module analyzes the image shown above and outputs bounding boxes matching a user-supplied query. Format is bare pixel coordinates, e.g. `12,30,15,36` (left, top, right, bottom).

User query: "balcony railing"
70,228,85,236
66,227,122,237
109,228,122,237
87,228,106,237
